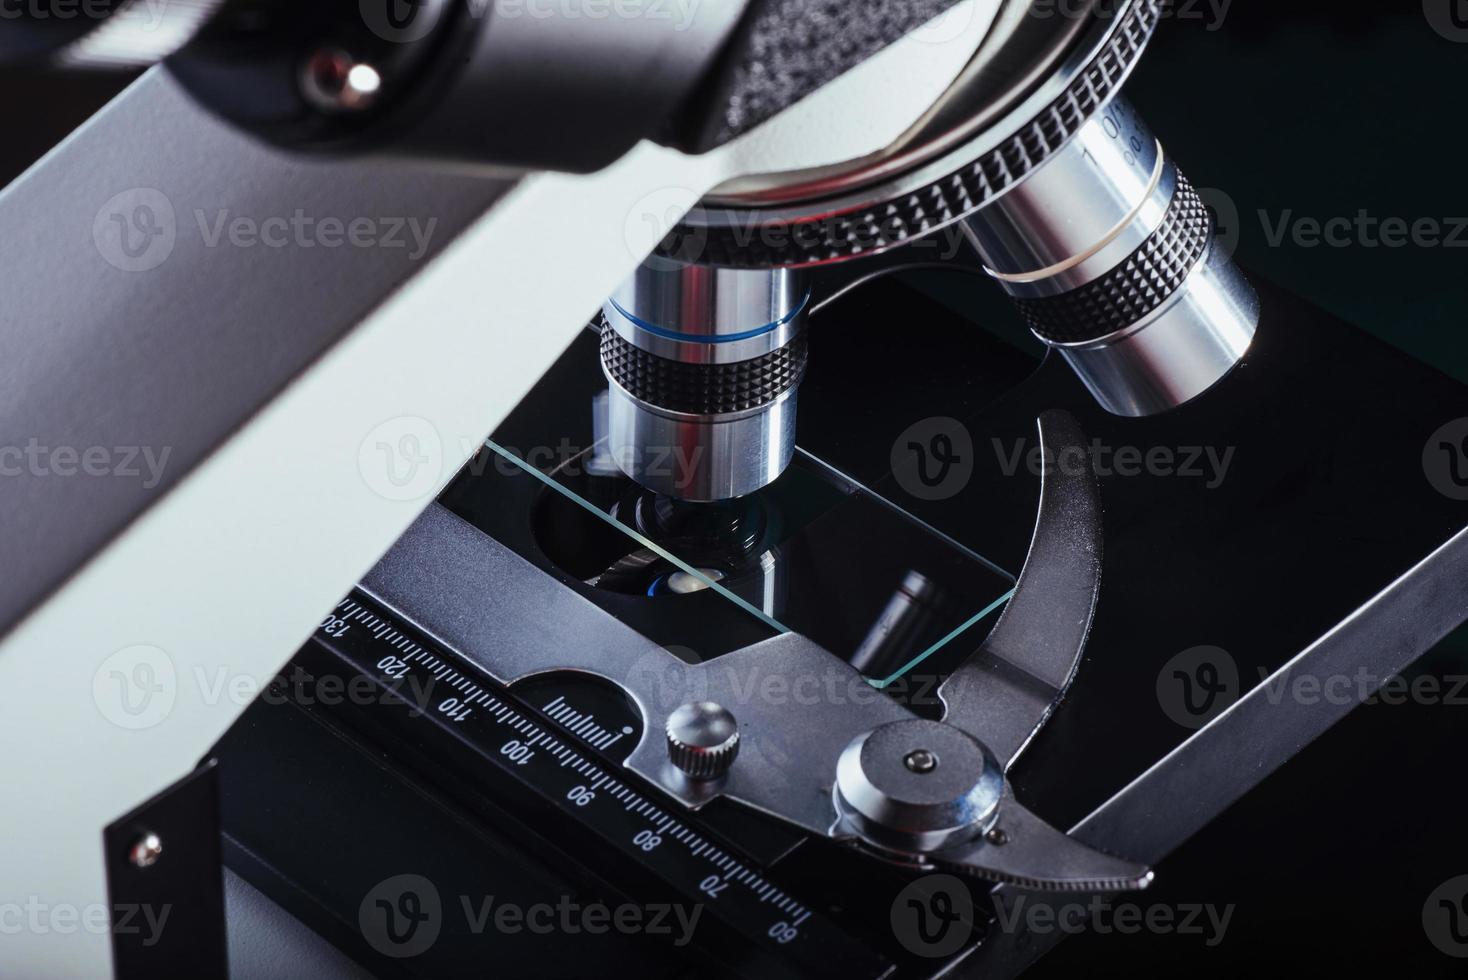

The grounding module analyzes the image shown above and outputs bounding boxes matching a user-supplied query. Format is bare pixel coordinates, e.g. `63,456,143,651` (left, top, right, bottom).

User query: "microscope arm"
0,12,997,973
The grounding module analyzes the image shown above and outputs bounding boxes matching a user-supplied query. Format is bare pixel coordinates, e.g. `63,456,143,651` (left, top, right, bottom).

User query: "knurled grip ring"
1013,174,1214,344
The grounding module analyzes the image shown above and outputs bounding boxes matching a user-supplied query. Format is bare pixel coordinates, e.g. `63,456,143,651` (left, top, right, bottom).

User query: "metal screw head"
666,701,739,780
985,827,1008,846
129,833,163,869
835,719,1003,853
904,749,939,774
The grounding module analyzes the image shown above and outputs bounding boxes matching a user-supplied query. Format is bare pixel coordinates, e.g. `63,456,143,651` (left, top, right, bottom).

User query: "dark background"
1044,3,1468,976
2,3,1465,976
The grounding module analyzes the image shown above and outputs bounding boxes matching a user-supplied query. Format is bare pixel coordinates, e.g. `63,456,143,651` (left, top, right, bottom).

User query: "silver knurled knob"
666,702,739,780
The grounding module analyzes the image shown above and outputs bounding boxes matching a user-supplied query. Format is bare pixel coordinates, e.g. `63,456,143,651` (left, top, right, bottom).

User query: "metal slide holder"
375,410,1150,892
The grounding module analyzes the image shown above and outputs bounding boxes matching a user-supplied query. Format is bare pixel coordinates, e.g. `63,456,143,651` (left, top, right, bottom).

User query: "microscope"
0,2,1464,977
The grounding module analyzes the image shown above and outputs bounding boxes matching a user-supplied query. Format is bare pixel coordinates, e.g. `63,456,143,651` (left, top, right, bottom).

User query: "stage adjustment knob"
666,702,740,780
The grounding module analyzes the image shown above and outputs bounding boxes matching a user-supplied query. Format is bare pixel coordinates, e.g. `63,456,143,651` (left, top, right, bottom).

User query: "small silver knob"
666,702,739,780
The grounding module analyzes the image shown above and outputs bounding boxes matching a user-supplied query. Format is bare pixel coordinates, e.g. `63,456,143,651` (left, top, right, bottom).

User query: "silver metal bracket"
827,410,1151,891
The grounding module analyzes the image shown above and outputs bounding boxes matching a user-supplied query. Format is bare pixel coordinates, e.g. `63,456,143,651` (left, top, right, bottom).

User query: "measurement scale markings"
326,602,819,929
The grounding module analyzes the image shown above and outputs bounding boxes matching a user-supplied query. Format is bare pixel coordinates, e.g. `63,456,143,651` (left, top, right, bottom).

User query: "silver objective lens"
960,96,1258,417
670,1,1258,419
600,262,810,501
